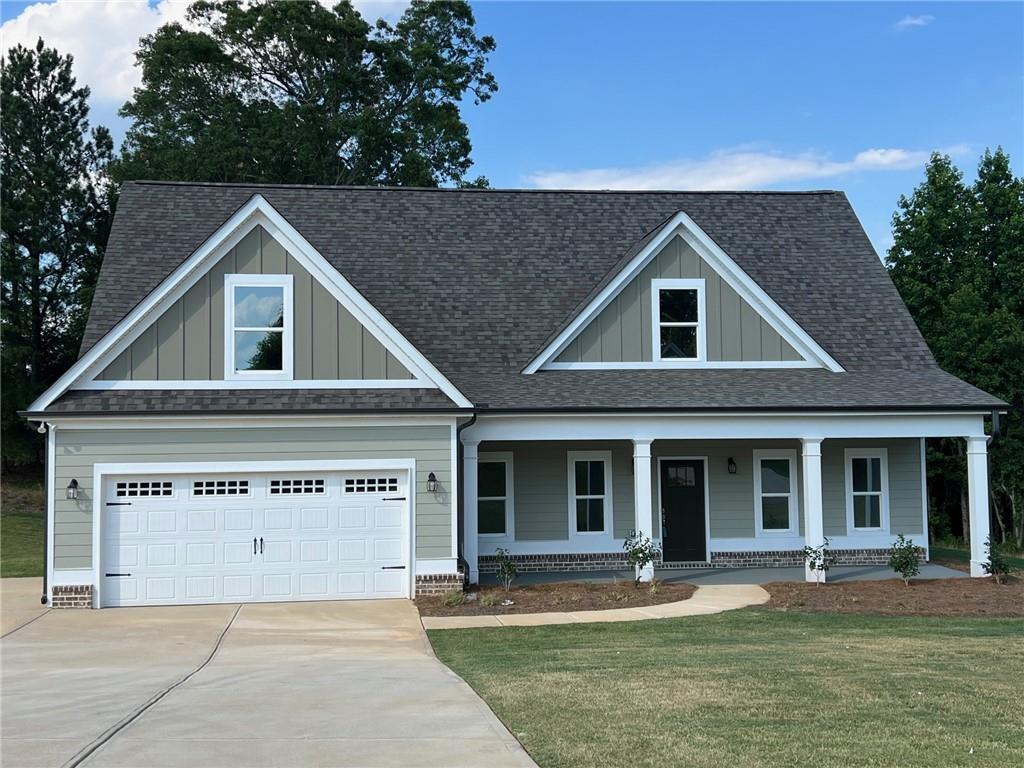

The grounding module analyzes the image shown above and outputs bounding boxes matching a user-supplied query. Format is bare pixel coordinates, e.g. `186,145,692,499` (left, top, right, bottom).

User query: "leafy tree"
887,149,1024,548
1,39,114,467
113,0,496,187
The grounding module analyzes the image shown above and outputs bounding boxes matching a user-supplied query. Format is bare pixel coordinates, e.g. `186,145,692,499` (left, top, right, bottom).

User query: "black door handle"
259,537,264,554
253,537,257,555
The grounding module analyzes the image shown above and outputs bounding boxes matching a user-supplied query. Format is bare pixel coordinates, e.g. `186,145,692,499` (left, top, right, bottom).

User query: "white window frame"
567,450,614,536
224,273,294,381
753,449,798,536
477,452,514,539
651,278,707,363
845,447,890,532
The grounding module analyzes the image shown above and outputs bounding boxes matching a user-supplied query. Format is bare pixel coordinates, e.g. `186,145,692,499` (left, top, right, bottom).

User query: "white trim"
44,415,459,430
75,378,430,391
416,557,459,575
30,194,472,411
450,423,459,560
544,360,821,370
477,451,514,540
45,423,56,605
752,449,799,536
224,273,293,381
51,568,93,586
656,456,712,563
651,278,707,362
709,532,913,552
567,450,614,539
920,438,930,561
523,211,844,373
844,447,890,532
90,458,417,607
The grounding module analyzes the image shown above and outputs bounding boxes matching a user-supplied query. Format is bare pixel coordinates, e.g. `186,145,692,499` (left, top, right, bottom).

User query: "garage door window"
192,479,250,497
269,478,326,495
115,480,174,498
344,477,399,494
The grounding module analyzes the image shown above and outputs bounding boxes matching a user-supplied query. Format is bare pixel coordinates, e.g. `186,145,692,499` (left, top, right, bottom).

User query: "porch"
460,412,992,584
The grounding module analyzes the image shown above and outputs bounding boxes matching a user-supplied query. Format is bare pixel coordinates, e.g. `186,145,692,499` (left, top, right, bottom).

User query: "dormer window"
652,278,706,362
225,274,293,380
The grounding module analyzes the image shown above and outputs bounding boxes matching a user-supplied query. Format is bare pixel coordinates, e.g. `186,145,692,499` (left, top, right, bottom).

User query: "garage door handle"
260,537,264,554
381,565,406,570
105,573,131,577
253,537,257,555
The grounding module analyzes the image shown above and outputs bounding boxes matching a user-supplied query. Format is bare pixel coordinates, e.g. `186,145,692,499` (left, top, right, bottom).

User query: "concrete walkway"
422,584,769,630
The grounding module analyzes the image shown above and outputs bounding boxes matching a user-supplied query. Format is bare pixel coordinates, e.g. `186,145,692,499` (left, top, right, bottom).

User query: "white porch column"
463,440,480,585
966,436,991,578
801,438,825,583
632,439,655,582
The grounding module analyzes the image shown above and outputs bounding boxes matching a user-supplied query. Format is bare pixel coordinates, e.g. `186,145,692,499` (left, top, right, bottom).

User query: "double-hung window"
753,450,798,535
225,274,293,380
846,449,889,531
568,451,612,535
651,278,706,362
478,453,513,537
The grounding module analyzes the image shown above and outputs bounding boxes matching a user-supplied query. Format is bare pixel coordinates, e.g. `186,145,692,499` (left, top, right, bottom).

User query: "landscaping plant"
803,537,834,584
441,589,466,607
984,535,1015,584
494,547,518,591
887,534,923,586
623,531,661,585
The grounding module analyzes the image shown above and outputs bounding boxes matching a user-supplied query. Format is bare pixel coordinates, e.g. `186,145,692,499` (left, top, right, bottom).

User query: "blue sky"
3,1,1022,254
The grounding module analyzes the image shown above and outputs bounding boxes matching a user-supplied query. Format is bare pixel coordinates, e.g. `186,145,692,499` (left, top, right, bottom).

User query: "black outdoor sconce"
727,457,738,475
66,478,80,500
426,472,438,492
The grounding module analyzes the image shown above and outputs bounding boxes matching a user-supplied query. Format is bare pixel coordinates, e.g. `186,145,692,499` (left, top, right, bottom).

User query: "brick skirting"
710,549,891,568
479,552,630,573
51,585,92,608
415,572,466,596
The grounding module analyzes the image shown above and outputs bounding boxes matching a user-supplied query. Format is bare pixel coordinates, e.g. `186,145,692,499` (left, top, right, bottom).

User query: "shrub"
623,531,662,585
479,591,499,607
441,589,466,607
887,534,923,586
494,547,518,591
803,537,834,584
648,577,663,595
983,536,1015,584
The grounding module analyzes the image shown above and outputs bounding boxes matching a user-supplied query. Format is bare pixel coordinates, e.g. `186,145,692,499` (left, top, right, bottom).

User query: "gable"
554,234,803,365
94,225,412,382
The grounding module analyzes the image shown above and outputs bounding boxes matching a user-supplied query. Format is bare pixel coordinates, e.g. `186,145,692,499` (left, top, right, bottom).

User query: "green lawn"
1,475,44,578
429,611,1024,768
932,545,1024,571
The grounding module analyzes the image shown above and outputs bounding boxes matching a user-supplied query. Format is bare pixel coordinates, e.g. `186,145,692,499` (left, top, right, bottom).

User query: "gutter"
454,413,477,581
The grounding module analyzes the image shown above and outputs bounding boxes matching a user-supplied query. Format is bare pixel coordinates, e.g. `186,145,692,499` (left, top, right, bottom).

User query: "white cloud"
894,15,935,31
526,146,968,191
1,0,409,104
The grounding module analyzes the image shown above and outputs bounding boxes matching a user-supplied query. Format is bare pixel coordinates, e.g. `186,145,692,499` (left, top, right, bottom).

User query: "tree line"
1,1,1021,548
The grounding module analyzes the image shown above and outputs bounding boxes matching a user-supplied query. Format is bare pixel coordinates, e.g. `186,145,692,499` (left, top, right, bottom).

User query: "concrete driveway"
1,579,535,768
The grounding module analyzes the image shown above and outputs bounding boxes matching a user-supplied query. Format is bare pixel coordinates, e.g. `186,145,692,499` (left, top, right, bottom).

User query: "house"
24,182,1004,608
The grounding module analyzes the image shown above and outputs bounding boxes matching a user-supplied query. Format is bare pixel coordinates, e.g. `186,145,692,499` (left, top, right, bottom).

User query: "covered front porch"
460,412,993,584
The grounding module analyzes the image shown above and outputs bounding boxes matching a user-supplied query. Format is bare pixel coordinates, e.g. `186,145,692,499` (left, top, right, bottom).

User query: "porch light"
426,472,438,493
66,479,80,500
727,457,737,475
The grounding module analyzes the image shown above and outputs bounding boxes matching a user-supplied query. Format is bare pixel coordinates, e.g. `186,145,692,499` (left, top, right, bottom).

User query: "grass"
931,546,1024,571
429,610,1024,768
1,474,44,578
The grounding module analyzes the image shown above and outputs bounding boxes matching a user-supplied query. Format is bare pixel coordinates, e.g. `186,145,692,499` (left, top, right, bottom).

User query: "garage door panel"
224,541,256,565
187,509,217,532
186,542,216,566
147,510,177,533
145,543,178,567
224,574,254,599
339,506,368,528
300,573,329,596
300,540,329,562
300,507,329,529
338,539,366,562
224,508,255,531
263,508,293,530
262,540,292,563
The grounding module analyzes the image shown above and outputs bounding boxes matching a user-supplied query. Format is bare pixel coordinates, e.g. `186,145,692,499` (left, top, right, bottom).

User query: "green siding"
554,234,801,364
52,425,453,569
96,225,411,382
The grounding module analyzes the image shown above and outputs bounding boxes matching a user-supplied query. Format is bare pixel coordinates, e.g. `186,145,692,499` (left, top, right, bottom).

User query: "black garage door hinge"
106,502,132,507
381,565,406,570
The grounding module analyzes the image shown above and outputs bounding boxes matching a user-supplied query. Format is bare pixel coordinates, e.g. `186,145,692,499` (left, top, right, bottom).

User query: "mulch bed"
765,576,1024,618
417,580,697,617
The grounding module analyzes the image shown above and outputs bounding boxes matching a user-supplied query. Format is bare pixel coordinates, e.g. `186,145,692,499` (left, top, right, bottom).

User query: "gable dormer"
526,212,842,373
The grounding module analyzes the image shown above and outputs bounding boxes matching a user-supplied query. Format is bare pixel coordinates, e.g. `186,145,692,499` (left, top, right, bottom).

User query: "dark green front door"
660,459,707,562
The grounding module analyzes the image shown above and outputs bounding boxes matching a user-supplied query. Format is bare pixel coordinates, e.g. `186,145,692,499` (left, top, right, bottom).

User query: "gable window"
478,452,514,537
753,449,798,535
845,448,889,531
568,451,613,535
225,274,293,380
651,278,706,362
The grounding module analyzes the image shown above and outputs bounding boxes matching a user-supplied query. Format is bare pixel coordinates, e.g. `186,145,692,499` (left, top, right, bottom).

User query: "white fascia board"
41,415,460,430
75,378,431,391
544,360,821,370
30,194,472,411
523,211,844,374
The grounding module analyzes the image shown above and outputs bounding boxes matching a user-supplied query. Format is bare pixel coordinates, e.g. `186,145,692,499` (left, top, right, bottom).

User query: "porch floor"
479,563,966,587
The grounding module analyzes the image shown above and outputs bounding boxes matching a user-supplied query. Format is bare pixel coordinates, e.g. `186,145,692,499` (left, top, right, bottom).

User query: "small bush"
648,577,663,595
479,591,499,608
441,589,466,607
494,547,518,591
803,537,834,584
984,536,1015,584
623,531,662,585
888,534,923,586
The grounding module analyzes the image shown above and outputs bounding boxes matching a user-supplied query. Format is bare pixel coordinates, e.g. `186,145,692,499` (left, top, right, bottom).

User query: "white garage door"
101,470,410,607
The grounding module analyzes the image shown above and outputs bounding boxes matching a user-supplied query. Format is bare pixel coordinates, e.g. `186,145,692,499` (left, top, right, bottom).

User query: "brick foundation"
710,549,891,568
51,585,92,608
415,571,466,596
479,552,629,573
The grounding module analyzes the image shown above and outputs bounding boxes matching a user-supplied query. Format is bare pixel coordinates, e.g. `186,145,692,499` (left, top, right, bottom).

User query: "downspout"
987,410,1001,447
36,421,49,605
455,413,478,579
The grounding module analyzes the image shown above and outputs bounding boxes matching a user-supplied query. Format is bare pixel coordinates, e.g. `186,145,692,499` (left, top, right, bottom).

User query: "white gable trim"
523,211,844,374
29,194,473,411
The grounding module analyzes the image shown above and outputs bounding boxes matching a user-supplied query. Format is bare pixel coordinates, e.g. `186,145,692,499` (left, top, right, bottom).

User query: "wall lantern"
727,457,738,475
426,472,438,493
66,479,80,500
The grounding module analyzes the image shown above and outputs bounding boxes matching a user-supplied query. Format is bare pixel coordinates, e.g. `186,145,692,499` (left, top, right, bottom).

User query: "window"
115,480,174,498
478,453,513,537
344,477,399,494
651,278,706,362
225,274,293,380
846,449,889,531
568,451,612,534
753,450,797,535
269,478,325,495
193,479,250,497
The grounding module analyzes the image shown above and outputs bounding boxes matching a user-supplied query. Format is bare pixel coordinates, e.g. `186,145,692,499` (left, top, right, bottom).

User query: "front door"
660,459,707,562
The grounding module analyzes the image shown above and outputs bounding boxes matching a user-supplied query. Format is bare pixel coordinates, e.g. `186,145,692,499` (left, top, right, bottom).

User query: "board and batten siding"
555,234,802,364
96,225,412,382
52,425,452,569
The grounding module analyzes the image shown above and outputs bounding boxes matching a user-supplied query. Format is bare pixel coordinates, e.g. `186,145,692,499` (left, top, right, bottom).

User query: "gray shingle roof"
60,181,1002,414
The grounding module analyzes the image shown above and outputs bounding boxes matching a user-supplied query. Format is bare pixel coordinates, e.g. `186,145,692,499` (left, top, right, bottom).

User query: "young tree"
113,0,496,187
1,39,114,467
